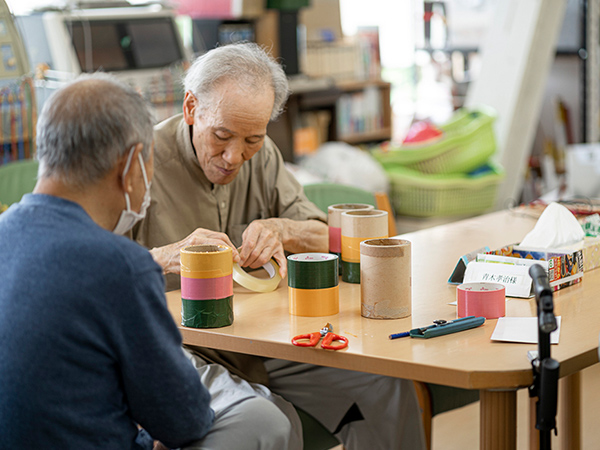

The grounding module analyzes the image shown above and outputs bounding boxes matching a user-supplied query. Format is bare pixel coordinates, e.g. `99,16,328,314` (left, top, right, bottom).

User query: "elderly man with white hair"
133,43,426,450
0,73,214,449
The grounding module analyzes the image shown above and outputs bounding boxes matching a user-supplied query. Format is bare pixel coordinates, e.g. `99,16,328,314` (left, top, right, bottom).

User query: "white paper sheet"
490,316,562,344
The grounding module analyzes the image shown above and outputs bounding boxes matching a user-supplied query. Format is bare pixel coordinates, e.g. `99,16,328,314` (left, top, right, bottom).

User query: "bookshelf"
334,79,392,145
267,78,392,162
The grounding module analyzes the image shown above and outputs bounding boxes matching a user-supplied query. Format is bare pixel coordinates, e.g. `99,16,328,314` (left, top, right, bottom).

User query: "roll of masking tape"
340,209,388,284
457,282,505,319
287,253,339,316
180,245,233,328
232,260,282,293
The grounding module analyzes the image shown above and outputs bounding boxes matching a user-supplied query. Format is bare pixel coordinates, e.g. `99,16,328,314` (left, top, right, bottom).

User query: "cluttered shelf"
335,79,392,145
269,77,392,161
340,127,392,146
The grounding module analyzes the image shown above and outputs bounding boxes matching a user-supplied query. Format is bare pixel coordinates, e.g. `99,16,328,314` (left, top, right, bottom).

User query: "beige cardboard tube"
360,238,411,319
341,209,389,238
341,209,389,263
328,203,375,256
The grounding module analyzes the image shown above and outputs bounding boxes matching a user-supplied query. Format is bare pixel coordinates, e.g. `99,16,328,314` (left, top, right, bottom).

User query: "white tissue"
519,202,584,249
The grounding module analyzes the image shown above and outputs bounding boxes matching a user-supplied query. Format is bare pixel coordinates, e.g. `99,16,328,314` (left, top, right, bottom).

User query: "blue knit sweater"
0,194,214,449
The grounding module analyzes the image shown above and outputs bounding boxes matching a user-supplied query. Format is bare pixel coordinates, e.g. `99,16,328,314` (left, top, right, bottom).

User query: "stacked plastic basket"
373,107,504,217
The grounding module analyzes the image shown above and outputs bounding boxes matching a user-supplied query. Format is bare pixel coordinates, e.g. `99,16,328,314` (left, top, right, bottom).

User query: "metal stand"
528,264,560,450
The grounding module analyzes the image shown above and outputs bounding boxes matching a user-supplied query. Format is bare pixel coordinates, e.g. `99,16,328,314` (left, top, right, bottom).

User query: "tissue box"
485,244,584,291
583,237,600,272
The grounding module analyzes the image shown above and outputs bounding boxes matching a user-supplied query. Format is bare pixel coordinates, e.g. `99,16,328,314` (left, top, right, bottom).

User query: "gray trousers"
182,349,426,450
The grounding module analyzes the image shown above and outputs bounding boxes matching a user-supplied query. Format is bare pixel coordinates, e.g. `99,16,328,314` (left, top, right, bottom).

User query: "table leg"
559,372,581,450
480,389,517,450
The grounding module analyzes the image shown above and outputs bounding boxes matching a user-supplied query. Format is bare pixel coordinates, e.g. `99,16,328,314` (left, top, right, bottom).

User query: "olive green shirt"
132,114,326,384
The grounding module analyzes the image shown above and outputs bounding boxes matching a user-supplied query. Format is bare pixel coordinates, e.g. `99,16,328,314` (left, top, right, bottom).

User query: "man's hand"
238,218,328,279
150,228,240,274
239,219,287,278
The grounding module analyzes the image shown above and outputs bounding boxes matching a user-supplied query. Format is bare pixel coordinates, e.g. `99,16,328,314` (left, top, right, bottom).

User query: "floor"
325,364,599,450
431,363,600,449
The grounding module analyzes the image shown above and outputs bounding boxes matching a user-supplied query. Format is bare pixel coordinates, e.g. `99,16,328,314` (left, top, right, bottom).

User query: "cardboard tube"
341,209,389,283
328,203,374,254
360,239,411,319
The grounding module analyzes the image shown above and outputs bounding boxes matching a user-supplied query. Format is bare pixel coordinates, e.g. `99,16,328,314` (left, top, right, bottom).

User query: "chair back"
303,183,397,236
0,159,39,206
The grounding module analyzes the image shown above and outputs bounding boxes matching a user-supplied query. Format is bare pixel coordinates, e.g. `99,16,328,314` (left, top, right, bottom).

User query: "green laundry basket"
373,107,497,175
386,162,504,217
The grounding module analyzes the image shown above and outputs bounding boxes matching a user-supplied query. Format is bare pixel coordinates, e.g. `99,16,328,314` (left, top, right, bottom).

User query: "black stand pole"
528,264,559,450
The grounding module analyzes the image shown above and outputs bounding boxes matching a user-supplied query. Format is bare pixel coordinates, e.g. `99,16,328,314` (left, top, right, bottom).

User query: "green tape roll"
181,296,234,328
341,260,360,284
331,251,342,275
287,253,339,289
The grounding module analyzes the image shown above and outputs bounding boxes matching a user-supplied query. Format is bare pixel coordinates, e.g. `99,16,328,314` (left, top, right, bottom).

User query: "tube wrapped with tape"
180,244,233,328
360,238,411,319
328,203,374,275
287,253,339,316
341,209,388,283
457,282,505,319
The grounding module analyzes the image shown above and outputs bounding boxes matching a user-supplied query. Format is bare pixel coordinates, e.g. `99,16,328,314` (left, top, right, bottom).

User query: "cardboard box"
583,236,600,272
484,244,584,291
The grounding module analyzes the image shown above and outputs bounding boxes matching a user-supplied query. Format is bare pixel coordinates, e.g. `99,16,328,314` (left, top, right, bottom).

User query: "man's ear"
118,144,144,193
183,92,197,125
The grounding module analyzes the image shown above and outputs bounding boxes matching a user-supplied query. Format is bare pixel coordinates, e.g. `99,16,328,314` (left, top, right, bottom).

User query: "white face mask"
113,146,151,235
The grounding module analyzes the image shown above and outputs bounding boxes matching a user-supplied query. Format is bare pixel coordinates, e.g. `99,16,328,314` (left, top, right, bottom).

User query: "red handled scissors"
292,323,349,350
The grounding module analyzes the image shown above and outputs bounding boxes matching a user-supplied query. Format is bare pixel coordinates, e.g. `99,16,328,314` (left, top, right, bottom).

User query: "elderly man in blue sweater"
0,73,292,449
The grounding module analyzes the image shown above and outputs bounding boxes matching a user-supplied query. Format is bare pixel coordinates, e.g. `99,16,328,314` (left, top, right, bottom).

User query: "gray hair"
36,72,154,187
184,42,290,121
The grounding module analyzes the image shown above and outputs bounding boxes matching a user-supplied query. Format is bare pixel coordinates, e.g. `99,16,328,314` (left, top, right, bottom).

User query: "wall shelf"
268,78,392,161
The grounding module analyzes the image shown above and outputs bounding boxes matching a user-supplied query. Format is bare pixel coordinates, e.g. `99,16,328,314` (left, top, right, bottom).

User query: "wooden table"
166,210,600,450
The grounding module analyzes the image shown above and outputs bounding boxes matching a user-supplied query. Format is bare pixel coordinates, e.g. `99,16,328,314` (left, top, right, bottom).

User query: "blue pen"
389,331,410,340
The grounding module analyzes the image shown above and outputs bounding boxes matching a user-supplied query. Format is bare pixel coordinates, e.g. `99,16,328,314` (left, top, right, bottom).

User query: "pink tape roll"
181,274,233,300
457,282,505,319
328,226,341,253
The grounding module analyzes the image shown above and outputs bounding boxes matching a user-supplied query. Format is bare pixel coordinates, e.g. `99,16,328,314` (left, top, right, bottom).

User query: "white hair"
184,42,290,121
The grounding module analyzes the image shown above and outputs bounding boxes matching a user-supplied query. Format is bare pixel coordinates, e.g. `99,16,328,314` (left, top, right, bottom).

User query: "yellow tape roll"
341,235,387,263
289,285,339,317
232,260,282,293
180,245,233,279
180,244,233,279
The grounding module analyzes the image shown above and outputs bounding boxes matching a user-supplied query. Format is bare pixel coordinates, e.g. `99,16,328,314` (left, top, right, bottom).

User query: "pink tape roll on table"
457,282,505,319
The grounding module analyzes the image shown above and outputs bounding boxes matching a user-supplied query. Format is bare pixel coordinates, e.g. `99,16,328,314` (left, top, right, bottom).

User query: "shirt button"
221,202,226,209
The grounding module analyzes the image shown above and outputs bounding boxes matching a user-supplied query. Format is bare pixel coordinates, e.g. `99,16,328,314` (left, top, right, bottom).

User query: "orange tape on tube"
341,235,388,263
180,245,233,279
289,286,339,317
